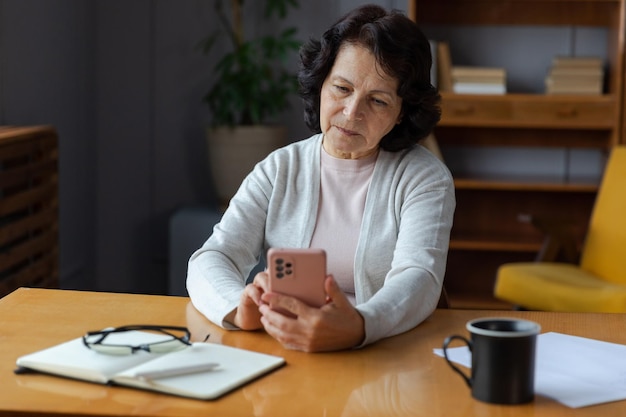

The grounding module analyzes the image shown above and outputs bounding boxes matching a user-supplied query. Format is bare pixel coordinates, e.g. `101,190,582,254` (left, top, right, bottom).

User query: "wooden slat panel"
0,155,58,189
0,181,57,217
0,206,58,247
0,250,58,296
0,125,57,144
0,135,56,160
0,126,59,296
0,228,58,271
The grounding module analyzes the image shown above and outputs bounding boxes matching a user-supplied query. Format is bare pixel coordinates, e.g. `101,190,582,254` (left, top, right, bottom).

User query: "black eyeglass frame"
82,324,192,355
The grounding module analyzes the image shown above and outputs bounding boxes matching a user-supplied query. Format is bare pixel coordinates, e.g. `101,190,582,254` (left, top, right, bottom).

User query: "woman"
187,4,455,352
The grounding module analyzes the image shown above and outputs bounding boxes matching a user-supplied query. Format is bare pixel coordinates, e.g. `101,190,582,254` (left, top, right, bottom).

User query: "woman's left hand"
258,275,365,352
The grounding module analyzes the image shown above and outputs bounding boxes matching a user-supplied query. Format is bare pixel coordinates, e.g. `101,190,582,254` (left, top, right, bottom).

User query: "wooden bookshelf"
409,0,625,309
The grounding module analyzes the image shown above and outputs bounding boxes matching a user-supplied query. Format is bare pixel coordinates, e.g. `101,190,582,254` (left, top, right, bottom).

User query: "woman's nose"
343,97,364,121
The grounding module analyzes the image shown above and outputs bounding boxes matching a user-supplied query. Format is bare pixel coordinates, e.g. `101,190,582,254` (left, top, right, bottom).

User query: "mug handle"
442,335,472,388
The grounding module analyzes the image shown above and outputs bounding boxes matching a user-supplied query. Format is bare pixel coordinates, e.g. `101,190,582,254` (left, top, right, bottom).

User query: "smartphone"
267,248,327,310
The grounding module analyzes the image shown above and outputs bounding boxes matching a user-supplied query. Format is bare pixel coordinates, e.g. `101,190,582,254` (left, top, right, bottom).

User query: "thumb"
324,275,349,306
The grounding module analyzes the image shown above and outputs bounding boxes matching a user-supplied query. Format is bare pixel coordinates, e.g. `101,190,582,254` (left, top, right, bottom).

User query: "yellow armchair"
494,145,626,312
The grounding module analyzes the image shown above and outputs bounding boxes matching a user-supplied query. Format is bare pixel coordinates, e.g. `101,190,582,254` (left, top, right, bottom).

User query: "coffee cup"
442,317,540,404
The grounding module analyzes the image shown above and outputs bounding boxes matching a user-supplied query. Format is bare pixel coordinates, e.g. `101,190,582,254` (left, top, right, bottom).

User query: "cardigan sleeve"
186,135,323,329
355,147,455,346
186,171,271,329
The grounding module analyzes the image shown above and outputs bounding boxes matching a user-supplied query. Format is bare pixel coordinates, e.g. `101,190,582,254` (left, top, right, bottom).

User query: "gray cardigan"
187,134,455,346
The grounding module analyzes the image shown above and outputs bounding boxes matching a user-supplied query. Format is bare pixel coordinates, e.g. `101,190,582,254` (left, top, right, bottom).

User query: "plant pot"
207,125,287,205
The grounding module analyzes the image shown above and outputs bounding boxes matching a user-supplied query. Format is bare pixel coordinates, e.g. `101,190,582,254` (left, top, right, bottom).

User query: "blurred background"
0,0,607,296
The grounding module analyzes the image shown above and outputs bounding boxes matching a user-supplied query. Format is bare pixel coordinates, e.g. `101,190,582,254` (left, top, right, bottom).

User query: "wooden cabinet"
0,126,59,297
408,0,625,308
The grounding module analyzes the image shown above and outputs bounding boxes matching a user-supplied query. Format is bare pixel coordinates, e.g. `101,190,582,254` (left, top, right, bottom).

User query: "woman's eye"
334,85,350,93
372,98,388,106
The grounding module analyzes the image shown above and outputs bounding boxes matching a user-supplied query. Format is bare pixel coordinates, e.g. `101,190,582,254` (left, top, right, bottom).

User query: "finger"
259,304,290,336
243,283,263,306
259,307,306,351
263,292,305,319
235,285,265,330
252,271,270,293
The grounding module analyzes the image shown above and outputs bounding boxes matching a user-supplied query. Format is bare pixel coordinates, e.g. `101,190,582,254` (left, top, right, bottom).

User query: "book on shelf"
451,66,507,95
545,56,604,95
15,330,286,400
453,82,506,95
436,41,453,92
549,66,604,77
552,56,604,68
545,76,603,90
546,82,603,94
451,66,506,81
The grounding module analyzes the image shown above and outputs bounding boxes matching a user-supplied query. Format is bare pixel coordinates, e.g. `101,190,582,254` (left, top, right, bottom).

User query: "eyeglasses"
82,325,193,355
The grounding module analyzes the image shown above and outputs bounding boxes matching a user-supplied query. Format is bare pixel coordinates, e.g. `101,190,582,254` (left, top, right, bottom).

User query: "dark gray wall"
0,0,97,289
0,0,404,294
0,0,605,295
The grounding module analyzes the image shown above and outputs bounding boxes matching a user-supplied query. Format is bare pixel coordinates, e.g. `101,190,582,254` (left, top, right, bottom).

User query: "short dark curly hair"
298,4,441,152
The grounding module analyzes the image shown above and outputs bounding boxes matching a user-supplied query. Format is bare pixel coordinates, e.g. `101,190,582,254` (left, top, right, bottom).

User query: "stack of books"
545,56,604,95
451,66,507,95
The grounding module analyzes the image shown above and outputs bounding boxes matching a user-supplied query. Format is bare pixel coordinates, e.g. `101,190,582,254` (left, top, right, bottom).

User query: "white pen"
135,362,219,381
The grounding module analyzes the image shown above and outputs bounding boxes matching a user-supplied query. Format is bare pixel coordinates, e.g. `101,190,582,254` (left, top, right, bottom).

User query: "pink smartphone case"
267,248,327,308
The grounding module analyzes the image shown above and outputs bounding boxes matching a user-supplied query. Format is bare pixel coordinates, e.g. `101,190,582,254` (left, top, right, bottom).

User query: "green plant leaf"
200,0,301,127
265,0,299,18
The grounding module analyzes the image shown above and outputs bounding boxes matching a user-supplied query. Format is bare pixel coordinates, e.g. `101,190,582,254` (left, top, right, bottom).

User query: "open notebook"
15,330,285,400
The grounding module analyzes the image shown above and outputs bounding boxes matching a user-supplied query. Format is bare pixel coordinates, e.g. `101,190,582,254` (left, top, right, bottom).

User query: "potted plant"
199,0,301,204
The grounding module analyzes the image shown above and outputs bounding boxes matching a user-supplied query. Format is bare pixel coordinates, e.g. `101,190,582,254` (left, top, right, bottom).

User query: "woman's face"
319,43,403,159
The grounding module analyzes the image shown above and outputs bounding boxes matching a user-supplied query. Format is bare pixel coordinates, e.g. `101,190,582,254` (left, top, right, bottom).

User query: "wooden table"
1,287,626,417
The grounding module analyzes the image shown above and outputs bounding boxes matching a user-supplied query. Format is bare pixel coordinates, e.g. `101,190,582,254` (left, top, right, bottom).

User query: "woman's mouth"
336,126,359,136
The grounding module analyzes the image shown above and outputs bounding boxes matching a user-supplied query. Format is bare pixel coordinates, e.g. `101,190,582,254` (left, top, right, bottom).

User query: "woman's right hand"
232,271,269,330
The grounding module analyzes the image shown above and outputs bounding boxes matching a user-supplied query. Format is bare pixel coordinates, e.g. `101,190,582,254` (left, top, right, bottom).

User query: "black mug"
442,317,541,405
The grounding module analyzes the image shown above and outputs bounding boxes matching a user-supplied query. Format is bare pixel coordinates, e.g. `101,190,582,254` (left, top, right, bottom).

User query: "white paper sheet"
433,332,626,408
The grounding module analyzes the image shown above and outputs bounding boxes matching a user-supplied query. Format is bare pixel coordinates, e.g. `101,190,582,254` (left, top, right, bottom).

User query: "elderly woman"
187,4,455,352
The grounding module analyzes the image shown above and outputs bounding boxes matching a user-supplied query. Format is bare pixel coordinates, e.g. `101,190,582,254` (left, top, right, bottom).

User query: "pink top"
310,146,377,303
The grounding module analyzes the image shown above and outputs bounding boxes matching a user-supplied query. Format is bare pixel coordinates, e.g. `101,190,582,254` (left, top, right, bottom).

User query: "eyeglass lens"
83,325,192,355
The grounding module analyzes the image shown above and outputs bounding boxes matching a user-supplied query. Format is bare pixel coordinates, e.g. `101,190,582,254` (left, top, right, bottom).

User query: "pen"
135,362,219,381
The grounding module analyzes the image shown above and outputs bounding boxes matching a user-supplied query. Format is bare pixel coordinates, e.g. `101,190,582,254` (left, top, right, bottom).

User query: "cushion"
494,262,626,312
